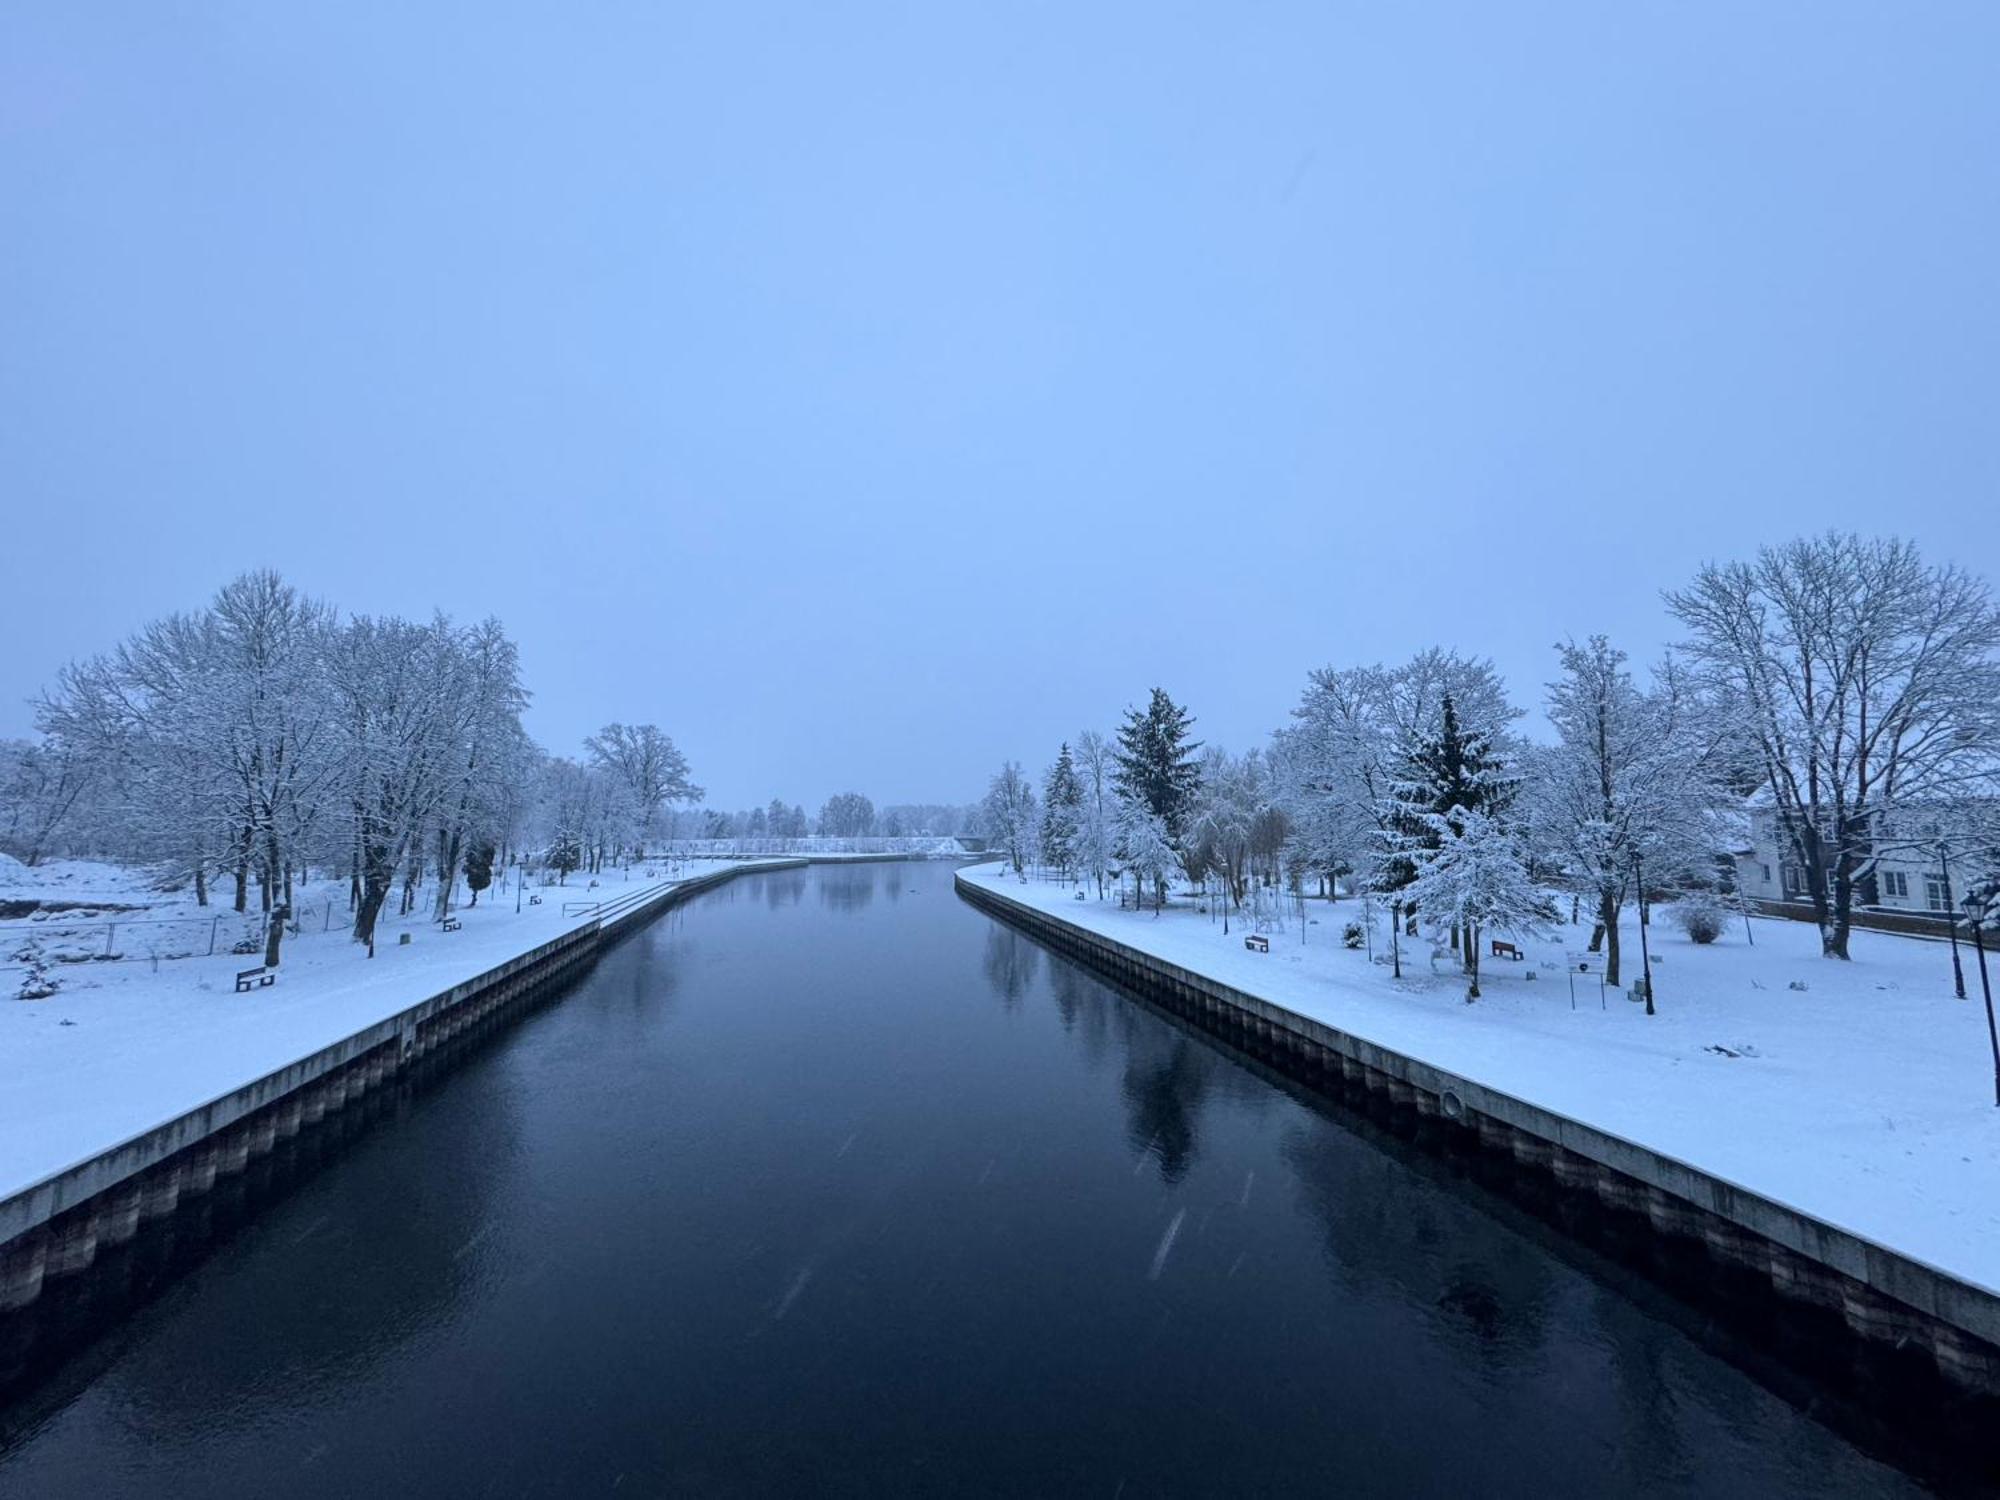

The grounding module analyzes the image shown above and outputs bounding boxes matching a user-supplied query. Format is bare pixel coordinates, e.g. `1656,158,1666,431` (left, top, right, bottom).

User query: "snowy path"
963,865,2000,1295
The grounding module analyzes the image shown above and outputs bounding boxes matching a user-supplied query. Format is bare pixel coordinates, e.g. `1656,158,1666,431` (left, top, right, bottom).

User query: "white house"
1734,800,2000,918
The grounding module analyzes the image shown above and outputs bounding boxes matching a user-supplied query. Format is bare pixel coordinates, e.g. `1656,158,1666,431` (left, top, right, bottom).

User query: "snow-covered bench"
234,966,275,993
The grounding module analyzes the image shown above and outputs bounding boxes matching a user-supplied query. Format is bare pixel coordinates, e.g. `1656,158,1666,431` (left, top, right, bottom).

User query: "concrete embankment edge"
0,857,843,1305
955,869,2000,1394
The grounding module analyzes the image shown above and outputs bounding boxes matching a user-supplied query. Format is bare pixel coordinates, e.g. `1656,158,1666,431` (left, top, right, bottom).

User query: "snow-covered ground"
0,856,757,1204
963,863,2000,1295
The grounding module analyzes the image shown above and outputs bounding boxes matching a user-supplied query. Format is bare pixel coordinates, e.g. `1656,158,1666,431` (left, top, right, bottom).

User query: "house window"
1881,871,1908,900
1782,865,1805,897
1760,864,1772,884
1926,875,1952,913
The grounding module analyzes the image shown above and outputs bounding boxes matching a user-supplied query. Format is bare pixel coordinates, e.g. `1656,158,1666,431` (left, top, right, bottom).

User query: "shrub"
1342,922,1365,949
13,939,58,1001
1676,894,1725,945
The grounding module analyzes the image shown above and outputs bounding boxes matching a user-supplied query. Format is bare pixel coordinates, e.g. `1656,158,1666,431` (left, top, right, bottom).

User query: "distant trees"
817,792,876,838
1668,533,2000,958
762,799,810,840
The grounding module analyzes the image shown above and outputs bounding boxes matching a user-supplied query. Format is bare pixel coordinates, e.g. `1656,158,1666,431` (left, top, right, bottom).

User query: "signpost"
1565,951,1607,1011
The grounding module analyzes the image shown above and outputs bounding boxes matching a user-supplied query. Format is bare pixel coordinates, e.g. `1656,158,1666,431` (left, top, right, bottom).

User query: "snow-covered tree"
1114,688,1202,852
1115,796,1178,913
1527,637,1730,985
586,723,701,853
1668,533,2000,957
1381,686,1516,962
1284,651,1516,914
1186,747,1266,910
983,763,1038,876
0,736,97,868
1073,730,1116,898
1040,743,1083,881
817,792,876,838
1406,805,1552,1001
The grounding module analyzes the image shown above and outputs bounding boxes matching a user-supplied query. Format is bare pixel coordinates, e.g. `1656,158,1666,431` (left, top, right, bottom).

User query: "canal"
0,862,1947,1495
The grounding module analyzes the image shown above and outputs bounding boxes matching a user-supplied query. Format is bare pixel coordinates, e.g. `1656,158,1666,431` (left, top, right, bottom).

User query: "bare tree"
585,723,700,854
1668,533,2000,957
1527,638,1730,985
0,736,97,867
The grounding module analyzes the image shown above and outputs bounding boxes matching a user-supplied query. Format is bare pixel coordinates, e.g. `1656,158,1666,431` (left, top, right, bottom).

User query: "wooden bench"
1491,939,1524,961
1244,934,1270,953
235,966,275,993
441,917,462,932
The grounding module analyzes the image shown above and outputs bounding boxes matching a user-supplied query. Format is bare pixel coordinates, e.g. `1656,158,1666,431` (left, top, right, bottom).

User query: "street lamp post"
1964,889,2000,1109
1939,841,1967,1000
1634,851,1656,1017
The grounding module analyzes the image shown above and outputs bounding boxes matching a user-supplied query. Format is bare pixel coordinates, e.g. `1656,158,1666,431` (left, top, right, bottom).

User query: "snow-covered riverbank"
0,858,758,1204
960,863,2000,1294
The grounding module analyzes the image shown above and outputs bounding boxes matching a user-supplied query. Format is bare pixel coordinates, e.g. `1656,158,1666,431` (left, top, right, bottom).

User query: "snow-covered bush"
13,938,59,1000
1342,921,1364,949
1676,893,1725,945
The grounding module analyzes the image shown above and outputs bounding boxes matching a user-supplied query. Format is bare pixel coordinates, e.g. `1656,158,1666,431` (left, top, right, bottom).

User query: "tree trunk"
436,827,462,920
354,878,391,951
263,905,288,969
1828,867,1854,958
1600,893,1622,988
352,838,395,950
1466,925,1481,1000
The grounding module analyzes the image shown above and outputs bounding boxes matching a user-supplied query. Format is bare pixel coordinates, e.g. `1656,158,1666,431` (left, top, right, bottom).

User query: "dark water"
0,862,1944,1496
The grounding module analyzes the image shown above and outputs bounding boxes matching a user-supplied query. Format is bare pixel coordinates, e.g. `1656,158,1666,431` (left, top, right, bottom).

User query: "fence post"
209,915,219,956
106,923,116,957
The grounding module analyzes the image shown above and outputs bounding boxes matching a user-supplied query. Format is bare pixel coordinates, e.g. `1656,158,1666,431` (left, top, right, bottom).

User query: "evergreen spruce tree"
464,840,495,906
1383,691,1513,952
1114,690,1201,836
1040,743,1083,881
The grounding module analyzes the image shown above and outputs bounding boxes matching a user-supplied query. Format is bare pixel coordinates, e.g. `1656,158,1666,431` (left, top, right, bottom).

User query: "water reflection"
760,869,806,910
981,925,1040,1008
815,864,877,913
1119,1035,1214,1184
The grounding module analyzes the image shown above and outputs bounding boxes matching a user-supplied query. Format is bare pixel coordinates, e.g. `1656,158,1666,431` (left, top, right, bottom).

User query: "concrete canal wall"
0,857,837,1312
955,869,2000,1396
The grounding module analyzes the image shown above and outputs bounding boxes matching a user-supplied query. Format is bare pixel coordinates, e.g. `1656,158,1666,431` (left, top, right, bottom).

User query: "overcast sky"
3,4,1996,811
